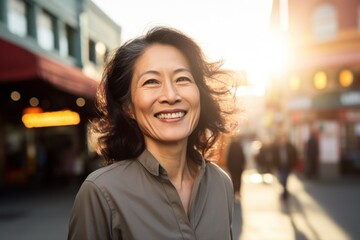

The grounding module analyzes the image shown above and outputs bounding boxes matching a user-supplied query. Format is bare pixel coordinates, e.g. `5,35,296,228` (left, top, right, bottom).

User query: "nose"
158,80,181,104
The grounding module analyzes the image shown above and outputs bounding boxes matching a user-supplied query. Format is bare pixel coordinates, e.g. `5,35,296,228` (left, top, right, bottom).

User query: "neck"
145,138,193,183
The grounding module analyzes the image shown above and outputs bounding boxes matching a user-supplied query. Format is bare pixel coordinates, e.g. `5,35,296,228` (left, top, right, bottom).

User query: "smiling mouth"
155,111,186,119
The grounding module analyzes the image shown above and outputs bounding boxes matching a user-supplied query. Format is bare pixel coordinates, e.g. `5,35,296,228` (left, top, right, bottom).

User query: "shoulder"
205,161,232,185
86,158,138,185
204,161,234,210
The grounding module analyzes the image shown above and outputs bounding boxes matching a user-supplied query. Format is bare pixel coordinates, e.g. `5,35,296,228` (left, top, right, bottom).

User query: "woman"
68,27,235,240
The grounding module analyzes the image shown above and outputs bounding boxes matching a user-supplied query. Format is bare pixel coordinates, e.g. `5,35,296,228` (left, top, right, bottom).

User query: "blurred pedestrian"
226,135,246,201
255,138,275,179
305,129,319,179
68,27,235,240
274,133,298,200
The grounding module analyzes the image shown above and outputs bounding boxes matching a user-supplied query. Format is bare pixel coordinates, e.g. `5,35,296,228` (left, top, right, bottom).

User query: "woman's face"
129,44,200,146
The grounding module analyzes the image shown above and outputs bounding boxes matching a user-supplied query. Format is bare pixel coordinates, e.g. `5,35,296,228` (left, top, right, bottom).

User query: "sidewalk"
238,169,294,240
236,169,359,240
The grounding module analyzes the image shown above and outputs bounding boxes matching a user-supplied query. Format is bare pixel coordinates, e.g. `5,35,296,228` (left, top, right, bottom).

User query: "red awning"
0,37,99,99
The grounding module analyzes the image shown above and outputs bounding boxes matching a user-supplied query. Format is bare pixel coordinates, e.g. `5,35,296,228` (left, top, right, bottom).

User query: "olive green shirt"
68,150,233,240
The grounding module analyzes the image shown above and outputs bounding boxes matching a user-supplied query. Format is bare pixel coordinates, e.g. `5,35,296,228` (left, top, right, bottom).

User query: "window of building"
66,25,76,57
312,3,338,41
37,10,55,50
88,39,97,64
95,41,108,64
8,0,27,37
59,24,69,57
88,40,108,65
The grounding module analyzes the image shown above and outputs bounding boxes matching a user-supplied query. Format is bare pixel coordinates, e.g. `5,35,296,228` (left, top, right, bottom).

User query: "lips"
155,111,186,119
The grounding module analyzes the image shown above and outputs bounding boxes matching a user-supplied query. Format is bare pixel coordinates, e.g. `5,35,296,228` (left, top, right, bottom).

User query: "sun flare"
92,0,280,96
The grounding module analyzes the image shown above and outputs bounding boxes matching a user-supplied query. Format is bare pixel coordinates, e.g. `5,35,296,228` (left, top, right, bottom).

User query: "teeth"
156,112,185,119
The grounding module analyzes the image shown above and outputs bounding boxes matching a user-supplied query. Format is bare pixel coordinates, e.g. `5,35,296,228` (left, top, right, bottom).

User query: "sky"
91,0,280,95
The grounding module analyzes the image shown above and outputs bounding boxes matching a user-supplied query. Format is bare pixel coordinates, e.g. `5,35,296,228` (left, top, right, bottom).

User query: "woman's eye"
176,77,192,83
143,79,158,86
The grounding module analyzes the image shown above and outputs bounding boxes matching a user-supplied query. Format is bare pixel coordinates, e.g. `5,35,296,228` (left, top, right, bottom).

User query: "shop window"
8,0,28,37
313,71,327,90
338,69,354,88
348,123,360,155
37,10,55,50
312,3,338,41
5,125,27,177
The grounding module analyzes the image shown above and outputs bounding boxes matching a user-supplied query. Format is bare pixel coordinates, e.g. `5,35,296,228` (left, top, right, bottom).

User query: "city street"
2,1,360,240
0,168,360,240
0,185,76,240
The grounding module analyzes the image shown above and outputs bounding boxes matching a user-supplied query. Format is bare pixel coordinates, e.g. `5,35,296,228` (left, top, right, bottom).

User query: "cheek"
194,90,202,125
188,88,201,116
193,96,200,112
192,87,201,107
131,91,155,116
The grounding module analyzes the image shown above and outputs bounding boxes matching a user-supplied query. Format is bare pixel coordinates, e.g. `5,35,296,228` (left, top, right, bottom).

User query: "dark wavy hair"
91,26,235,165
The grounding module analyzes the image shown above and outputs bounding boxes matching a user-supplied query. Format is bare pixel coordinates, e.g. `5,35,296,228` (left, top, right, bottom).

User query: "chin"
156,134,190,144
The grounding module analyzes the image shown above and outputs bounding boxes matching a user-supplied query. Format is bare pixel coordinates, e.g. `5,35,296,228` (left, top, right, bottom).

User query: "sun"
223,30,290,97
244,32,290,82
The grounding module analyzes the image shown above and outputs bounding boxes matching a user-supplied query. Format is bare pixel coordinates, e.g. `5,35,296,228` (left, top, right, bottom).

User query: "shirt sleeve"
211,163,234,240
68,181,115,240
225,174,234,240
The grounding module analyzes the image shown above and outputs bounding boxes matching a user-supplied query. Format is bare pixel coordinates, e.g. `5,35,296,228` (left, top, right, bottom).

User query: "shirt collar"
137,149,162,176
137,149,206,177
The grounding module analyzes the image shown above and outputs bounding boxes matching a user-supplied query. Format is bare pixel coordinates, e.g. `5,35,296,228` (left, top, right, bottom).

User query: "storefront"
288,91,360,178
0,38,99,189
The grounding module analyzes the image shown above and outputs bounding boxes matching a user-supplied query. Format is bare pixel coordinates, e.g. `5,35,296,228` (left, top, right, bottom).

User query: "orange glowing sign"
22,110,80,128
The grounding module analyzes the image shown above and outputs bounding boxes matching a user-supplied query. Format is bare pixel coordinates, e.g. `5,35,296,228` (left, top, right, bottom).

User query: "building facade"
0,0,121,188
269,0,360,178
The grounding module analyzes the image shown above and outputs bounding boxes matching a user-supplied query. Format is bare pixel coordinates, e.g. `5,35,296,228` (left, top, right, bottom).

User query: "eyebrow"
174,68,192,74
138,68,192,79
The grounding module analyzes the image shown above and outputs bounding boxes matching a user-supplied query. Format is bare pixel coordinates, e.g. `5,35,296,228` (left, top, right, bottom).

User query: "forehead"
134,44,190,71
